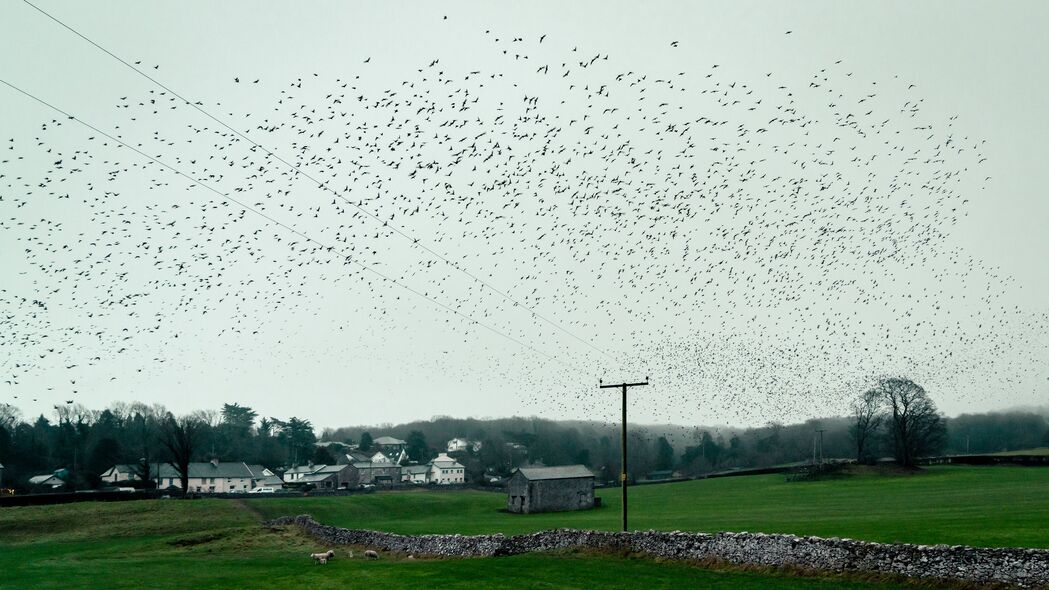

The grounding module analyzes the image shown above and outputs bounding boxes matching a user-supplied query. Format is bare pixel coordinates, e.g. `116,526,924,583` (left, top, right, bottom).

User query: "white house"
283,464,316,482
100,464,140,483
429,453,465,485
401,464,430,484
28,473,65,489
151,460,278,493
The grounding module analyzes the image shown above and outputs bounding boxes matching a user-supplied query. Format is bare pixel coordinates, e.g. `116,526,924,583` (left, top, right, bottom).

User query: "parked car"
248,487,276,494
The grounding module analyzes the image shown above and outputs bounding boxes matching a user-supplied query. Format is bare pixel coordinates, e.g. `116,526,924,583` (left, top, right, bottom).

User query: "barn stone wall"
530,477,594,513
268,514,1049,588
506,473,594,513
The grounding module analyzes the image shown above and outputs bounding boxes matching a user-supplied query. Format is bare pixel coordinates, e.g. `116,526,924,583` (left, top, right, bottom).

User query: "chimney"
210,458,219,468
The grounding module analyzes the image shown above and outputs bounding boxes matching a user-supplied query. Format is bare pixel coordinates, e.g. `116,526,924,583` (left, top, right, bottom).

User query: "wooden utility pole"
599,377,649,532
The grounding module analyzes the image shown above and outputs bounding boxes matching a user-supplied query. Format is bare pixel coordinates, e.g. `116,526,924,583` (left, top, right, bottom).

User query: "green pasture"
2,465,1046,589
248,465,1049,548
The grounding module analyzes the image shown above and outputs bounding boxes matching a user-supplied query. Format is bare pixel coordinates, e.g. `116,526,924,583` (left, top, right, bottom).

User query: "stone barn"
506,465,595,514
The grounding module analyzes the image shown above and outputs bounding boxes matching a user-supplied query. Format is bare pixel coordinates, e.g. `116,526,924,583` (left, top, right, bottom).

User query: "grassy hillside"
0,500,916,590
248,466,1049,548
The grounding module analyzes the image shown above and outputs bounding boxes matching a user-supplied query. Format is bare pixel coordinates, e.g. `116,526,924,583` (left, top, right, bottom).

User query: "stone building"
506,465,595,514
346,461,401,486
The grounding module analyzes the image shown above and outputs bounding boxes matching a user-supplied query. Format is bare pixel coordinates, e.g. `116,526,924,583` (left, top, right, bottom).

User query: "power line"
20,0,619,363
0,76,581,373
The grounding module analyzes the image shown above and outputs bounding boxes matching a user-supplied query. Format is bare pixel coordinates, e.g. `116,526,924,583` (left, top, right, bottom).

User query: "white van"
248,487,276,494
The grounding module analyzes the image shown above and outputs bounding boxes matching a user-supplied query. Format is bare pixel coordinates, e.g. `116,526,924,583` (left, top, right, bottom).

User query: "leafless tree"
874,377,945,467
849,389,882,462
159,414,203,494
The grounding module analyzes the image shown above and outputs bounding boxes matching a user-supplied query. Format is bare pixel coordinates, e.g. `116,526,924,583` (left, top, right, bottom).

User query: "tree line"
1,380,1046,492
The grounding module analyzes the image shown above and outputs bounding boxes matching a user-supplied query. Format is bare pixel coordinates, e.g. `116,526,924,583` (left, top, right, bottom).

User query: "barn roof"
515,465,594,481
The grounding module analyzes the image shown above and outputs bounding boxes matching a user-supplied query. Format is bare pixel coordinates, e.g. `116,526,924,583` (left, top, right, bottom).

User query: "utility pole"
817,429,826,466
599,377,649,533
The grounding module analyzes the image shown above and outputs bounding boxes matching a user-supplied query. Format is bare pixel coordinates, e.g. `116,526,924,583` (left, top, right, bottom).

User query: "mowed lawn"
0,501,916,590
248,466,1049,548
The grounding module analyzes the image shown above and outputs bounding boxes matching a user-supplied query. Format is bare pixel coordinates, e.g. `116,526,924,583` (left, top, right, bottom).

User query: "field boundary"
267,514,1049,589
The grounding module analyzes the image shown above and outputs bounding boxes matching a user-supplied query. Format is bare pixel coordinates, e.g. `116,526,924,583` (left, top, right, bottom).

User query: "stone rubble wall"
266,515,1049,588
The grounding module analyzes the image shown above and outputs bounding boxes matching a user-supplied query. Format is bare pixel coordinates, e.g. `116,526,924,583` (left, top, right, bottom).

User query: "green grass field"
0,501,917,590
1,465,1046,589
249,465,1049,548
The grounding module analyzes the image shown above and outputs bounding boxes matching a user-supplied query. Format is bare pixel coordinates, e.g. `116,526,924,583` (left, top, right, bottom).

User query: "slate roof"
515,465,594,481
152,462,272,479
257,475,284,487
313,464,349,474
101,464,138,476
351,461,399,471
29,474,64,485
297,472,338,483
403,465,429,475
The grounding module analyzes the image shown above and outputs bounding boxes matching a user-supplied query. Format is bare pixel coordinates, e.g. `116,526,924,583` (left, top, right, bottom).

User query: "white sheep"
310,549,335,564
363,549,380,559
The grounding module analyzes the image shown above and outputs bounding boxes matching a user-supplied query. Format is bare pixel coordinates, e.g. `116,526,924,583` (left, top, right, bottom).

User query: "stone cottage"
506,465,595,514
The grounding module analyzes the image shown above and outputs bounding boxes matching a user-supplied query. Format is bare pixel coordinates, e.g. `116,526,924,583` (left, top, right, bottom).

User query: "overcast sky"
1,1,1047,429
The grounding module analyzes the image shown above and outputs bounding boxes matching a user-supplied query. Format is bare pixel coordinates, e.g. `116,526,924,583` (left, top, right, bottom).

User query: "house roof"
257,475,284,486
403,465,429,474
343,451,372,462
431,460,464,469
152,462,272,479
101,464,138,476
297,472,337,483
285,465,316,475
373,436,406,445
351,461,400,471
313,464,349,474
29,474,63,485
515,465,594,481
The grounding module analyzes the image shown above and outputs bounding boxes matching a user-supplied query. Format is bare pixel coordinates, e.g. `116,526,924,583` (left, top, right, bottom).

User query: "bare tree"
849,389,882,462
875,377,945,467
159,414,203,494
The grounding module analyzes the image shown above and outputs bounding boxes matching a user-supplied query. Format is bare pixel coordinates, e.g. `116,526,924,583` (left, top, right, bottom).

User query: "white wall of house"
162,476,259,493
100,469,137,483
429,465,465,484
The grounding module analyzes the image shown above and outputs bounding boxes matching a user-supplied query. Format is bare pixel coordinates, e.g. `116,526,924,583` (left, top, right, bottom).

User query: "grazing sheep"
310,549,335,564
363,549,379,560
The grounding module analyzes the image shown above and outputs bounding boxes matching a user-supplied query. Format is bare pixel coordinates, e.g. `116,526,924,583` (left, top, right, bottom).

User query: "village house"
337,450,373,464
506,465,595,514
401,464,430,484
372,436,407,455
100,464,141,483
28,470,66,490
151,460,279,493
294,464,353,490
282,464,317,482
429,453,466,485
345,461,401,486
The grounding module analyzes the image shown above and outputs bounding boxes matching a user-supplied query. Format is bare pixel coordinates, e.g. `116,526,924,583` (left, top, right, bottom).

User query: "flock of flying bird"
1,20,1046,427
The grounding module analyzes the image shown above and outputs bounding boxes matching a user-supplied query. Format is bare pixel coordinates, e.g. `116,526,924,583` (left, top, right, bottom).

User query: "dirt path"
232,498,266,523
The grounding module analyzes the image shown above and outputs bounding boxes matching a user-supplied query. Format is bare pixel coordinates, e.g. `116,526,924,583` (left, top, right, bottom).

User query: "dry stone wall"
267,515,1049,588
